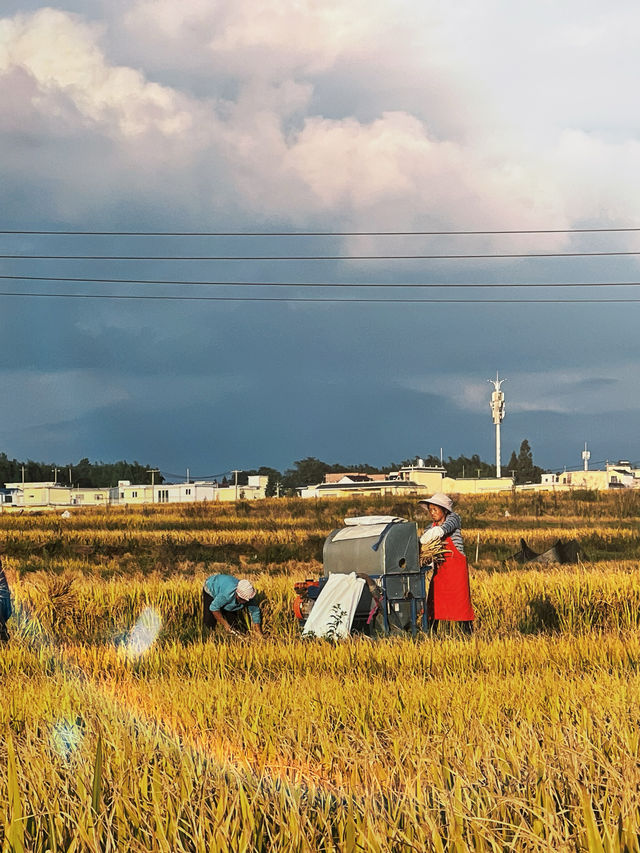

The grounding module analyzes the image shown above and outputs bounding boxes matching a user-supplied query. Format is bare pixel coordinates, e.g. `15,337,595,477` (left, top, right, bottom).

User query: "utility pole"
148,468,160,502
231,469,241,502
52,466,58,484
488,372,506,478
186,467,190,483
582,442,591,472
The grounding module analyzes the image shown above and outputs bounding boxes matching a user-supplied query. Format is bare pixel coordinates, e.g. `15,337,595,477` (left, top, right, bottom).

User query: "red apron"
427,536,475,621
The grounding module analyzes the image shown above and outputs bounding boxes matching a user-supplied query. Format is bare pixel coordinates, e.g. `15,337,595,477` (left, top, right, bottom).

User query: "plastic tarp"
344,515,402,526
332,523,389,542
302,572,366,639
510,538,581,564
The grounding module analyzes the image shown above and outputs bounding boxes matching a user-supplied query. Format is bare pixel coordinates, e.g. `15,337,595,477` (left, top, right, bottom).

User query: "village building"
5,482,111,508
535,461,640,491
298,477,419,499
398,464,510,495
299,464,513,499
0,487,18,506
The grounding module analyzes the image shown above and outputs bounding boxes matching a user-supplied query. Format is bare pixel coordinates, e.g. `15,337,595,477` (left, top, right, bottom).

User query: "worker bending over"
202,573,263,636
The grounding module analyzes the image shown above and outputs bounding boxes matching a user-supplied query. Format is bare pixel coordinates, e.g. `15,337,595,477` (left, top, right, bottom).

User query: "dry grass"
2,493,640,850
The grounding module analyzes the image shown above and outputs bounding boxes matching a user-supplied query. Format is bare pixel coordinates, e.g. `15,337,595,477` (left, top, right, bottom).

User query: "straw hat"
417,492,453,513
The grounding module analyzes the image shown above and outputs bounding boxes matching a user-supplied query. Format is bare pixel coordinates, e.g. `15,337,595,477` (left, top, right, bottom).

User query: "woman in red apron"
418,493,474,634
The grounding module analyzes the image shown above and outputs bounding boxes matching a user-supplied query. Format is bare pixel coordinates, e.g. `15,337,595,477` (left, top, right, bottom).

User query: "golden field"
2,491,640,851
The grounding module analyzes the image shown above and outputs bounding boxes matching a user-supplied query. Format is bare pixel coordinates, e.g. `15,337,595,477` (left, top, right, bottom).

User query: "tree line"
0,454,162,489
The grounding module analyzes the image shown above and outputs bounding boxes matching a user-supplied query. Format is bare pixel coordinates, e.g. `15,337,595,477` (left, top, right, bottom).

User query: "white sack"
302,572,366,639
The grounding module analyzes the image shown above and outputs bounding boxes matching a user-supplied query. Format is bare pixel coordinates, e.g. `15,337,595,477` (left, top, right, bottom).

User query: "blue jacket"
0,563,11,623
203,574,261,624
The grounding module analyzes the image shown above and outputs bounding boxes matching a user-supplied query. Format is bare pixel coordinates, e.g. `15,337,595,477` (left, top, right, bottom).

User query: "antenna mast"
488,372,506,478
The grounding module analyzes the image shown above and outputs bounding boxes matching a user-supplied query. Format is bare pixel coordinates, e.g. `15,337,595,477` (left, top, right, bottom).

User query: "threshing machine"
293,516,431,635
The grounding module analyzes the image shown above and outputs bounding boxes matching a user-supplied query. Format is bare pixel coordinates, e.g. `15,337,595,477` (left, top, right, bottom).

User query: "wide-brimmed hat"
417,492,453,513
236,579,256,601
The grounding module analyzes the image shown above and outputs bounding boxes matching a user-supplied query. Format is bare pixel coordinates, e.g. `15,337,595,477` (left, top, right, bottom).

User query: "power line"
2,226,640,236
2,274,640,288
1,290,640,303
160,469,231,481
3,250,640,261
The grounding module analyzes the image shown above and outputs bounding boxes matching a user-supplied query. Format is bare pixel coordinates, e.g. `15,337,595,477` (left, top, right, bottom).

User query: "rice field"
2,492,640,851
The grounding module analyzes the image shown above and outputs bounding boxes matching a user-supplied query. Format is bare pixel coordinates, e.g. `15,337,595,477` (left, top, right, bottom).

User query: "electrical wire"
1,291,640,303
3,250,640,260
1,274,640,288
2,227,640,236
160,469,231,481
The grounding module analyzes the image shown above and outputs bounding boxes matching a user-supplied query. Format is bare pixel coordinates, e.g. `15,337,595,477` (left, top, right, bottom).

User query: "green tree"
507,440,546,485
517,439,535,482
258,467,282,497
281,458,332,493
445,453,496,478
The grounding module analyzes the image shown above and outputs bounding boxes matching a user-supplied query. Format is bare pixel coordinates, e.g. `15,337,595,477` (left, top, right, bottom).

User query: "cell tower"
488,372,506,478
582,442,591,472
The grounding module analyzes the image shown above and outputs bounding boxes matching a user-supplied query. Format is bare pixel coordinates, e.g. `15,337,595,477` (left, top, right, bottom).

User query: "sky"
1,0,640,480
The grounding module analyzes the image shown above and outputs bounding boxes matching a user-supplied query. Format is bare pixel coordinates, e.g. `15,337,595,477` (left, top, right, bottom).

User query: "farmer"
0,560,12,643
202,573,263,636
418,493,475,634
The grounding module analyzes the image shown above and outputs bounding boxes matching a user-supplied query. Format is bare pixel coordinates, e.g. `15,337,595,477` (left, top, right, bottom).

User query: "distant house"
120,475,268,504
298,477,421,499
114,481,155,504
399,464,512,496
299,462,513,499
5,482,110,508
0,487,17,506
154,481,216,503
538,461,640,491
206,475,268,502
323,472,387,484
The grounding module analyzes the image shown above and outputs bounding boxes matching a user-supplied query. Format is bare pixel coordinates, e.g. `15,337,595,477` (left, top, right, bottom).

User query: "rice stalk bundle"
419,540,451,567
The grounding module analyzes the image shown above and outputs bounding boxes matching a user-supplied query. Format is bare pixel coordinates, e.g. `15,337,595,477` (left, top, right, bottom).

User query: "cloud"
1,2,630,239
402,366,640,417
121,0,402,79
0,367,129,431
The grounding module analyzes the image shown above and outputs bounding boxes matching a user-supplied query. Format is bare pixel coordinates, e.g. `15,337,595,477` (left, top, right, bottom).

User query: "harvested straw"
419,540,450,568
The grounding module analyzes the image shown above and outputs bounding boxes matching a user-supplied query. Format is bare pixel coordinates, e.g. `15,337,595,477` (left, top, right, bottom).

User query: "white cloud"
0,9,197,139
402,365,640,416
1,2,640,238
122,0,395,78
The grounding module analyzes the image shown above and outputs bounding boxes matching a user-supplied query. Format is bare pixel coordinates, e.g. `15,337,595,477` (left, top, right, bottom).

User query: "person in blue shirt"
0,560,11,643
202,573,263,636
